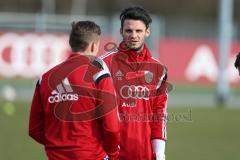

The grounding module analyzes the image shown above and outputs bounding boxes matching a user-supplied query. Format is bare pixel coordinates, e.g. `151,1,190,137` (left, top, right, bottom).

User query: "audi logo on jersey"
120,85,150,100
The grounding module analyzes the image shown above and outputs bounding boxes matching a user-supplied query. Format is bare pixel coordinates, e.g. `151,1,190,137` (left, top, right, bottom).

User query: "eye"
136,29,143,33
125,29,132,33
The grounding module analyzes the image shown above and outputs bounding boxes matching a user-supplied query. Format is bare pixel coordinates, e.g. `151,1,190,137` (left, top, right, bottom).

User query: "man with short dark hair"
234,52,240,75
101,6,168,160
29,21,120,160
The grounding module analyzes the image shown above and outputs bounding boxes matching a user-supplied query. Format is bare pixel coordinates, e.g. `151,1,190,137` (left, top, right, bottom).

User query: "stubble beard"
127,42,144,52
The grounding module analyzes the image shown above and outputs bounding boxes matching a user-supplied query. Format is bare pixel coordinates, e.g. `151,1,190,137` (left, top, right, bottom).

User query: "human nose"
130,31,137,39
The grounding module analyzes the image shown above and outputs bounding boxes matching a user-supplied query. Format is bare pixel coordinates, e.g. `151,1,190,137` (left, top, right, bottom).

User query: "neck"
73,52,95,61
74,48,92,56
130,44,144,53
136,45,144,53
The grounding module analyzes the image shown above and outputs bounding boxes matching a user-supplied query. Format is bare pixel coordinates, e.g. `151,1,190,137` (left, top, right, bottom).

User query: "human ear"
145,27,150,37
120,28,123,35
90,42,94,53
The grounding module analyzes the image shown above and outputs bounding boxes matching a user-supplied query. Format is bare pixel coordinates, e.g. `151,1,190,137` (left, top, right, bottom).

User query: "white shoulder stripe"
92,59,111,82
151,57,161,63
93,70,109,82
99,49,118,59
101,60,110,75
156,67,167,89
94,58,111,76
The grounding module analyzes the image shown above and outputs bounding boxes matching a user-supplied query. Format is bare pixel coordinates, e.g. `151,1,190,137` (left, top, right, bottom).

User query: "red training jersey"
29,53,120,160
100,43,168,160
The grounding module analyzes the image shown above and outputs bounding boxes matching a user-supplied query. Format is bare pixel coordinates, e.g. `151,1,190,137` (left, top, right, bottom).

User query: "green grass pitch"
0,101,239,160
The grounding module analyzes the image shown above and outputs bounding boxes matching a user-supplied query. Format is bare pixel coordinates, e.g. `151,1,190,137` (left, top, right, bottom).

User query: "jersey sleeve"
151,67,168,141
94,60,120,160
29,80,45,145
99,52,113,72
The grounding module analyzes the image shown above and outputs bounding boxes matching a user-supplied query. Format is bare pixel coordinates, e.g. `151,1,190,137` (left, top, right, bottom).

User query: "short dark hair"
120,6,152,29
234,52,240,68
69,21,101,52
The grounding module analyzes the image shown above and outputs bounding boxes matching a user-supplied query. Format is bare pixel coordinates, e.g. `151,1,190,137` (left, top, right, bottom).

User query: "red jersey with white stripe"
100,43,168,160
29,53,120,160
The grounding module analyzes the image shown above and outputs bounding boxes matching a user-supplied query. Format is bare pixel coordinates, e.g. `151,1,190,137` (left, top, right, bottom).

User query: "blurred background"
0,0,240,160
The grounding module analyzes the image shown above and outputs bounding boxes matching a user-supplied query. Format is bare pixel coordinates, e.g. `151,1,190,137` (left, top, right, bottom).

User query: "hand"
153,154,165,160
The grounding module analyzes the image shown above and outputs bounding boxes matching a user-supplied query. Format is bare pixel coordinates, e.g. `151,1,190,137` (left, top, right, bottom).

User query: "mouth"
124,40,142,50
130,40,138,43
129,41,139,45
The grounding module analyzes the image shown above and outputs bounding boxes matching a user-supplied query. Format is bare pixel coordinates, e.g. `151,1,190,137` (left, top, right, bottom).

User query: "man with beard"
101,6,168,160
